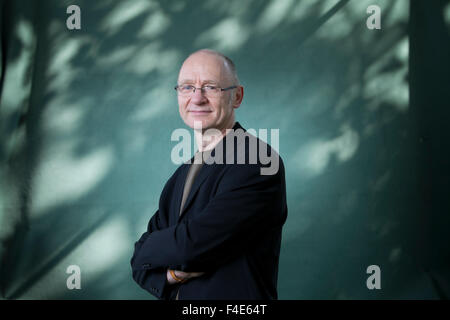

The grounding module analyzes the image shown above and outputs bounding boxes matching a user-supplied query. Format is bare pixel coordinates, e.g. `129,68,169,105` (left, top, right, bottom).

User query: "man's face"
177,52,242,131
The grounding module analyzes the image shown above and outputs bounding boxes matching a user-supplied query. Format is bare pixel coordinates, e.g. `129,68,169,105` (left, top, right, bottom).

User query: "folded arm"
130,176,208,297
132,162,286,273
130,210,173,299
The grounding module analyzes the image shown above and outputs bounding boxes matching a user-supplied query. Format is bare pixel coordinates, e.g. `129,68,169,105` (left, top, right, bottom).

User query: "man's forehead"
183,51,226,66
178,52,228,81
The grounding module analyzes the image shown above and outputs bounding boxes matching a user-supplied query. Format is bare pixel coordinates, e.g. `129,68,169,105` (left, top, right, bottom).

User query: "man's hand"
166,269,205,285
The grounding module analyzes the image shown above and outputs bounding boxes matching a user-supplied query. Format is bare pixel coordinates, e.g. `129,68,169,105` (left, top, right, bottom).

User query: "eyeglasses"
174,84,238,97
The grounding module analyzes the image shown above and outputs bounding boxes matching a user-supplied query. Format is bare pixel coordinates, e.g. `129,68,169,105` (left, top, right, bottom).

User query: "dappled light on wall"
293,124,359,178
1,0,449,300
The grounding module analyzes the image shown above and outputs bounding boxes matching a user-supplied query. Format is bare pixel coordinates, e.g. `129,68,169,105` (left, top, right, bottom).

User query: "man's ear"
232,86,244,109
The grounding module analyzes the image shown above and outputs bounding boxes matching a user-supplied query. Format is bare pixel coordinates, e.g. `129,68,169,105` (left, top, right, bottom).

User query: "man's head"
176,49,244,131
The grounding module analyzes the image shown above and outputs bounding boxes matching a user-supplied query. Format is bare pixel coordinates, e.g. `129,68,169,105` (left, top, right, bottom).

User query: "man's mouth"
188,110,212,115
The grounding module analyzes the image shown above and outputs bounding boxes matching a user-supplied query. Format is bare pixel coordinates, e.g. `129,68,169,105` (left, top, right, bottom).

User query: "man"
130,49,288,300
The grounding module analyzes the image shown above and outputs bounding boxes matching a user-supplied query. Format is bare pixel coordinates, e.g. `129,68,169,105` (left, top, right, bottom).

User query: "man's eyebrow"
178,80,219,85
202,80,219,85
178,79,194,84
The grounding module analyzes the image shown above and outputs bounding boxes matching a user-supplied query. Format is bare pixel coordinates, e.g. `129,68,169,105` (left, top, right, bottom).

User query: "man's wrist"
170,269,187,283
166,269,185,284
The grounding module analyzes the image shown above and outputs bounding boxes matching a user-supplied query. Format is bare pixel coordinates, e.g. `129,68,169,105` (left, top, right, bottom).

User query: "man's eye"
181,85,194,90
204,85,217,91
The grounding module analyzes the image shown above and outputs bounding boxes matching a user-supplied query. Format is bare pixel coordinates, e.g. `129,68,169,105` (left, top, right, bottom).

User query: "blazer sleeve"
130,210,172,300
131,160,287,272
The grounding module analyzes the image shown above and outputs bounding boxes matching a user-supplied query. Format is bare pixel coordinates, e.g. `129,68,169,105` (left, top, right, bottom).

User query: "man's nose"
190,88,208,104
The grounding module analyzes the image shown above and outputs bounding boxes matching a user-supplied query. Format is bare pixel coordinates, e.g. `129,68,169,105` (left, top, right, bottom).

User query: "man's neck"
194,121,236,152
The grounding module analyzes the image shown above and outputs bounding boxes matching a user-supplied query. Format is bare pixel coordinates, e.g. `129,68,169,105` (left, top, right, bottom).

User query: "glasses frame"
174,84,238,96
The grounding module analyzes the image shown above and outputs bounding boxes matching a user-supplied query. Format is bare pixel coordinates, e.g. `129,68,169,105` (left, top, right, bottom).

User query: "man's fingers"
191,272,205,277
174,270,205,279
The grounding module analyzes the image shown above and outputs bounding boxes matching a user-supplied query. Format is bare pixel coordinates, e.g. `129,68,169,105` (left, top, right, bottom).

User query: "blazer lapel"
173,163,190,223
177,121,245,221
177,162,217,221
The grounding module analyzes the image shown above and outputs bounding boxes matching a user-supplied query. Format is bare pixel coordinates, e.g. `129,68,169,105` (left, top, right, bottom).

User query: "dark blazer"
130,122,288,300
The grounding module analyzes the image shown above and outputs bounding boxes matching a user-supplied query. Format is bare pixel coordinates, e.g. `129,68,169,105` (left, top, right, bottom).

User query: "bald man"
130,49,288,300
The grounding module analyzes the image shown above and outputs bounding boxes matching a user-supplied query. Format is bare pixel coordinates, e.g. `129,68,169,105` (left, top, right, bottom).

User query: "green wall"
1,0,449,299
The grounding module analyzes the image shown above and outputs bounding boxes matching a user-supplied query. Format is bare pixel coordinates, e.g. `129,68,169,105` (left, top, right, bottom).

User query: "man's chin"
185,118,214,130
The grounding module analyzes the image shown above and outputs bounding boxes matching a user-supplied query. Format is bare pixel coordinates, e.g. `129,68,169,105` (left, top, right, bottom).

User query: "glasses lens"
178,85,193,95
203,85,220,96
176,85,222,96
